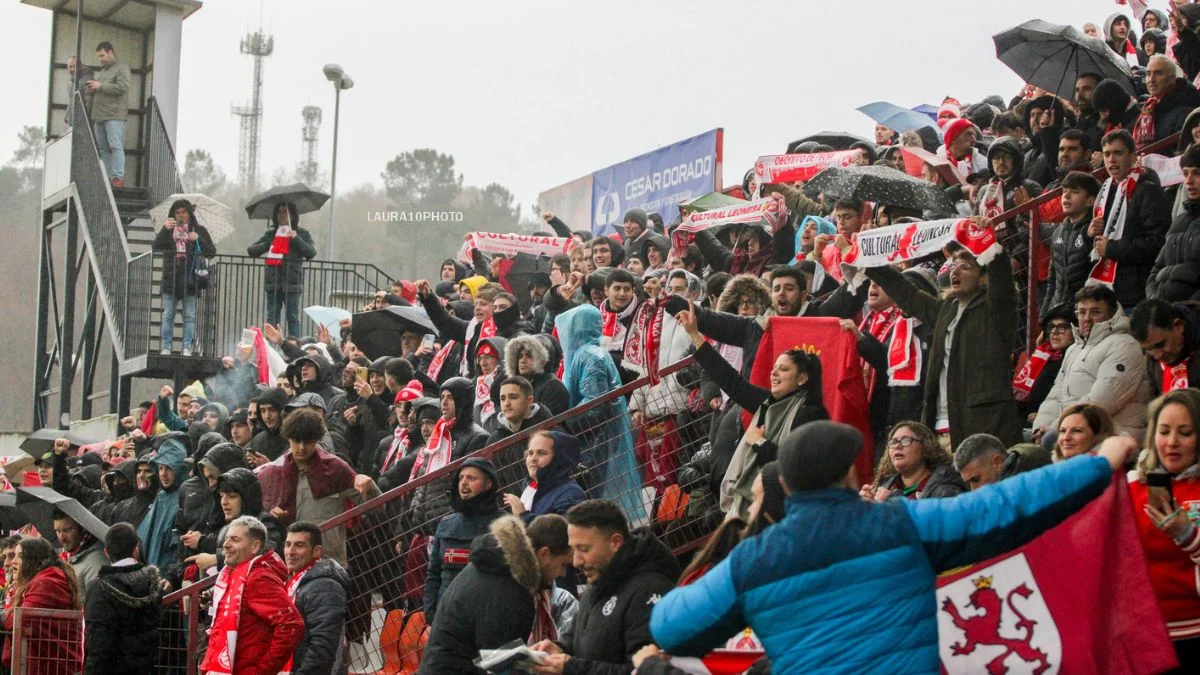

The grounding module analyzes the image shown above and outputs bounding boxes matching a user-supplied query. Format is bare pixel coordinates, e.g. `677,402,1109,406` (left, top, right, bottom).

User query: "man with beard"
423,457,502,623
52,509,104,592
866,227,1022,450
1131,299,1200,396
283,522,350,675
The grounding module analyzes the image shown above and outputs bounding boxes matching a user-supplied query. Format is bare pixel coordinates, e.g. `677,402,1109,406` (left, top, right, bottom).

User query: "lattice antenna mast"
300,105,322,185
231,29,273,190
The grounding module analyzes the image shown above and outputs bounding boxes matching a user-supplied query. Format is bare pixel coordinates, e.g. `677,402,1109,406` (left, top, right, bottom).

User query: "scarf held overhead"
753,151,862,186
840,218,1001,287
459,232,571,260
670,193,788,258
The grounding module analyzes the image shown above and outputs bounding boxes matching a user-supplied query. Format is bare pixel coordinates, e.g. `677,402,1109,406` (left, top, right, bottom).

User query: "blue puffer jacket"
649,455,1113,674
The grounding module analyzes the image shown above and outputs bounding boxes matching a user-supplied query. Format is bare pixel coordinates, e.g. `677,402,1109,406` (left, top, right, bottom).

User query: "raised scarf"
266,226,291,267
202,555,261,674
459,317,497,377
1088,168,1143,287
600,299,636,351
408,417,454,481
276,449,357,524
887,317,922,386
1133,94,1161,148
476,370,497,425
1013,341,1054,400
623,292,667,382
859,307,901,395
427,340,457,380
978,178,1006,220
1163,361,1190,393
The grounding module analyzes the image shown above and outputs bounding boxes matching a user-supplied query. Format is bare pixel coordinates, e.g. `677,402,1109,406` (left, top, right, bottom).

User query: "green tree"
181,149,227,195
463,182,521,231
381,149,463,209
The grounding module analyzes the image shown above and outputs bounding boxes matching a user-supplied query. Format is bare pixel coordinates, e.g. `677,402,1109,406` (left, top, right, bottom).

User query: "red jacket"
1130,477,1200,639
2,566,82,674
223,551,304,675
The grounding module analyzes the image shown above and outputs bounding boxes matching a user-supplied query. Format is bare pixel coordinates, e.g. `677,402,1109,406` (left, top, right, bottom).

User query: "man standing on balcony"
248,201,317,339
85,41,130,188
154,199,215,356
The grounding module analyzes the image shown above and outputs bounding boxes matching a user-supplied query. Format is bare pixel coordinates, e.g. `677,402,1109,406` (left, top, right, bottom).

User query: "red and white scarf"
887,317,922,386
1133,93,1162,149
460,318,497,377
600,299,637,351
427,340,457,380
381,427,412,475
266,226,291,266
201,555,262,675
624,292,667,382
752,151,862,188
476,371,497,425
530,589,559,644
1088,169,1143,287
841,219,1001,288
670,194,788,257
1013,341,1054,400
1163,362,1190,393
978,179,1006,221
859,307,901,394
460,232,571,259
408,417,454,481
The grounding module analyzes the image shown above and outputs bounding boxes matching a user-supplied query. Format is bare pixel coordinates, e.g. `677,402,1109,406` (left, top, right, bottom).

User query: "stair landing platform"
119,352,225,380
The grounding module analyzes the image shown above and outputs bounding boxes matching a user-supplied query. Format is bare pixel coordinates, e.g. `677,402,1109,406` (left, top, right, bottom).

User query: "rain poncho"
136,439,188,568
555,305,647,524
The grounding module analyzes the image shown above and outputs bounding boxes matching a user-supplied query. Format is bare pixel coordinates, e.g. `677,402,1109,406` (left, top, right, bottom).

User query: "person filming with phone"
1130,388,1200,667
153,198,215,356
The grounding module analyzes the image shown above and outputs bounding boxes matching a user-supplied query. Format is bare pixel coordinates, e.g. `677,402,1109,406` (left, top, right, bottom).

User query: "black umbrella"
805,165,955,212
993,19,1134,100
19,428,97,460
787,131,871,152
351,307,438,360
16,486,110,546
244,183,331,220
0,493,29,533
498,253,551,315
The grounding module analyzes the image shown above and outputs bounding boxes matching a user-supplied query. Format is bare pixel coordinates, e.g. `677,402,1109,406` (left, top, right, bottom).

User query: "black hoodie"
287,353,346,412
83,562,162,674
981,136,1043,215
213,467,284,559
560,530,680,673
251,387,291,461
424,457,502,623
442,376,490,458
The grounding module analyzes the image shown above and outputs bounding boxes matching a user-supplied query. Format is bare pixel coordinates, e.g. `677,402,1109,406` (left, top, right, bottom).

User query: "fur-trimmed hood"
468,514,540,594
717,273,771,315
505,334,550,377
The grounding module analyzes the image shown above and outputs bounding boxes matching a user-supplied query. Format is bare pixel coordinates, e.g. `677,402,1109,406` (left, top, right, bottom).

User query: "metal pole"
324,84,341,301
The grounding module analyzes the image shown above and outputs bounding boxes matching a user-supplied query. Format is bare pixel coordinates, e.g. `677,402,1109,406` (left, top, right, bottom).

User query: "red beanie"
943,118,975,152
393,379,424,404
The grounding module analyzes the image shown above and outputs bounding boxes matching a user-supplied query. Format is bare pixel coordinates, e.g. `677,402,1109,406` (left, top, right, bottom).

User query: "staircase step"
112,186,150,201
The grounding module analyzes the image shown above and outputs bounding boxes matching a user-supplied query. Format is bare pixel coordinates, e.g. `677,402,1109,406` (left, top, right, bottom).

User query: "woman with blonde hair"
862,421,967,501
1053,403,1115,461
1129,388,1200,668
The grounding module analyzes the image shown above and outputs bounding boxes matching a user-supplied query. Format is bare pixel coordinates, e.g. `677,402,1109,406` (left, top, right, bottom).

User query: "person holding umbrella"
247,201,317,339
153,198,216,356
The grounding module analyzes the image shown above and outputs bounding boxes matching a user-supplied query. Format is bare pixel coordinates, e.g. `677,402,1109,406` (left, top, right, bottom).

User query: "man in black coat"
153,198,216,355
284,522,350,675
1043,171,1102,315
83,523,162,674
1131,299,1200,396
418,515,540,675
1148,145,1200,302
1134,56,1200,147
251,386,291,464
488,375,556,488
246,201,318,338
531,500,679,674
424,457,503,623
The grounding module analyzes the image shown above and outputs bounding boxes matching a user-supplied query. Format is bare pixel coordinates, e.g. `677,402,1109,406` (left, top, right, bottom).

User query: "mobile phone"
421,333,436,351
356,367,369,383
1147,469,1175,510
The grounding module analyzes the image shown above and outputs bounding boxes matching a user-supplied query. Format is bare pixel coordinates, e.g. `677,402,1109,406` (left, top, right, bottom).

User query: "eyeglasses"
1048,323,1072,334
887,436,921,449
946,261,978,273
1074,308,1108,319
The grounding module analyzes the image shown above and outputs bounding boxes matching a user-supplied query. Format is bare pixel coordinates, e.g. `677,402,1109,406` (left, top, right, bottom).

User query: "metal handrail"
144,96,186,207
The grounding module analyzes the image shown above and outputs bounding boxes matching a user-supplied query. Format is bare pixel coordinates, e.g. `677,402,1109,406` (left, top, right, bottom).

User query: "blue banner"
590,129,721,236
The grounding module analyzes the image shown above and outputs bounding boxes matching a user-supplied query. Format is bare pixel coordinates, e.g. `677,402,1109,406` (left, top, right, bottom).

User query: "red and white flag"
1117,0,1149,21
753,151,862,186
936,474,1177,674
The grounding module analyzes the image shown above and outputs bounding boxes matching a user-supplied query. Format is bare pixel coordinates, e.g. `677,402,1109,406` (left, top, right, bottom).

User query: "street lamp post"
323,63,353,300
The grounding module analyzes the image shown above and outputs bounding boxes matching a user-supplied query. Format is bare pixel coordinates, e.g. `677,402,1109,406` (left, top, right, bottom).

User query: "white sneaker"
159,349,171,355
181,348,192,357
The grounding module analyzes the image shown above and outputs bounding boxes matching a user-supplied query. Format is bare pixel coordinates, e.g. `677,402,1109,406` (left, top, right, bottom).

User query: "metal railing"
10,606,84,674
144,96,186,208
70,91,132,358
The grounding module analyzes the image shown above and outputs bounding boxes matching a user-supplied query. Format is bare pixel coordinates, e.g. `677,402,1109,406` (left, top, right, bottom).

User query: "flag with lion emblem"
935,475,1176,674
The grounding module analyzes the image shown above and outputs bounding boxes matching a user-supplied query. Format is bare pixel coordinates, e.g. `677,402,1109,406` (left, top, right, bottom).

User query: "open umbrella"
244,183,331,220
304,306,353,341
679,191,746,213
149,193,235,243
857,102,939,134
16,486,110,546
19,429,97,459
993,19,1134,100
0,450,36,480
787,131,871,152
497,253,551,315
351,307,437,360
0,493,29,533
805,165,955,212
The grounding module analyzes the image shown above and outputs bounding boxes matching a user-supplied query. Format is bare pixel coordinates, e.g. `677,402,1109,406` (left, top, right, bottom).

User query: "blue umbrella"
912,104,940,121
857,102,938,134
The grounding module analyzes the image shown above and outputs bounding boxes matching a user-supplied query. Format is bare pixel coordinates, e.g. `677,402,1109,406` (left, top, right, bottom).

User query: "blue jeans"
93,120,125,180
161,294,196,352
266,289,302,338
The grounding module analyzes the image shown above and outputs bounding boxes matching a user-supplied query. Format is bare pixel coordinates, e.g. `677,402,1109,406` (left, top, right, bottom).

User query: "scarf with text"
753,151,862,187
1088,168,1143,287
1013,341,1054,400
840,218,1001,289
624,292,667,383
201,555,261,674
670,194,788,258
978,178,1007,221
460,232,571,260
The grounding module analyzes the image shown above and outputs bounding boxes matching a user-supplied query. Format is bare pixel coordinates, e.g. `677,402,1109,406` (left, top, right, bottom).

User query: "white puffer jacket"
1033,309,1150,437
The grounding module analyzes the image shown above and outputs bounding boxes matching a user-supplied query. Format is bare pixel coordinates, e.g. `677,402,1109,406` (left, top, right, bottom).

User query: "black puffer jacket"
251,386,291,460
1148,201,1200,302
419,516,539,675
292,558,351,675
560,530,680,674
1099,168,1172,310
83,562,162,674
1042,217,1095,315
186,443,251,557
505,334,570,416
424,457,502,623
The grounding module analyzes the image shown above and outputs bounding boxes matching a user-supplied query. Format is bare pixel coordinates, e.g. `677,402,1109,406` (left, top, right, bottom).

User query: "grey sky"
2,0,1128,216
